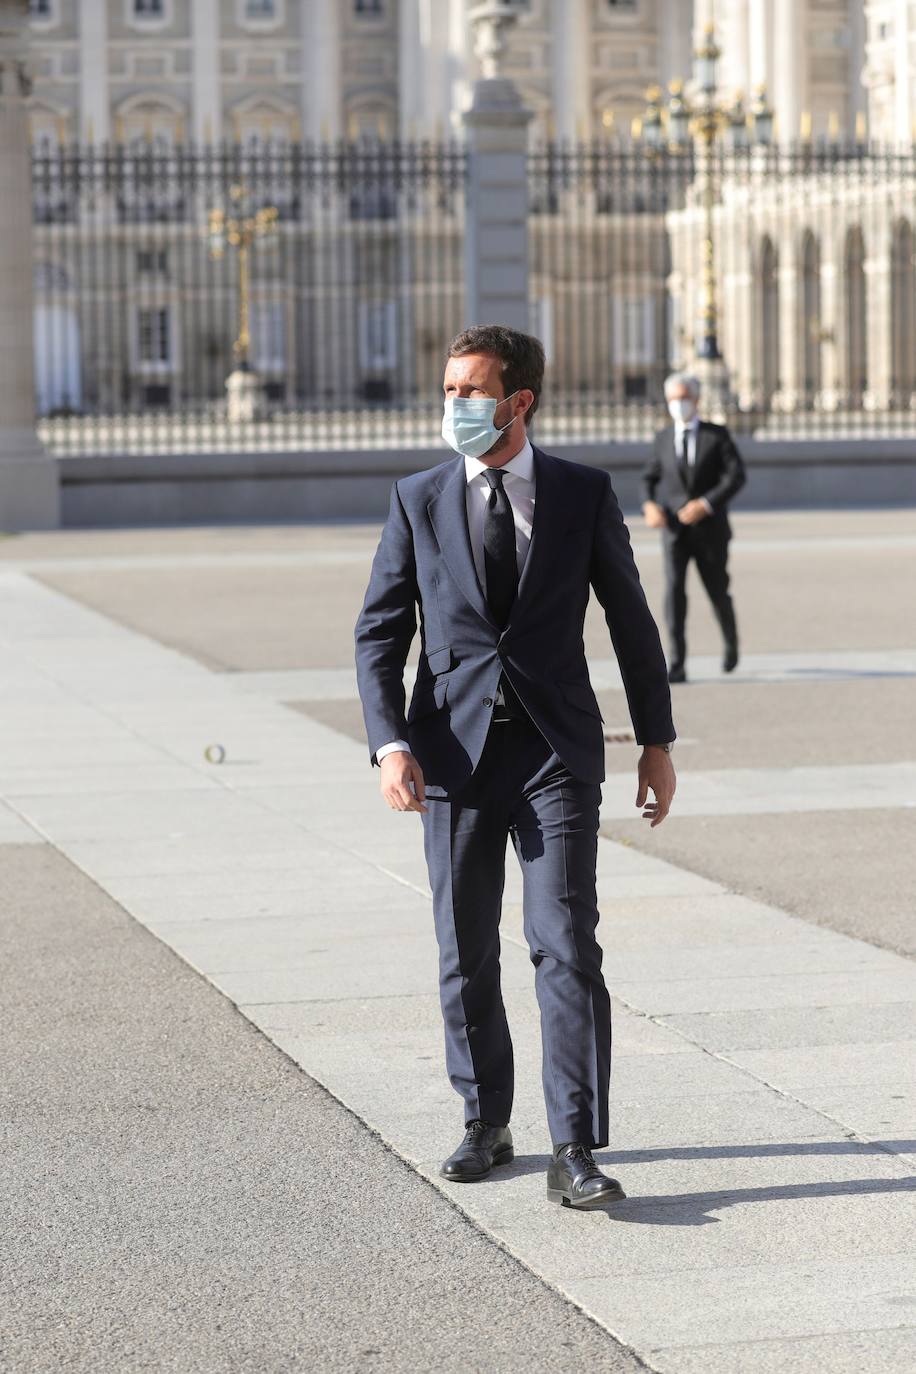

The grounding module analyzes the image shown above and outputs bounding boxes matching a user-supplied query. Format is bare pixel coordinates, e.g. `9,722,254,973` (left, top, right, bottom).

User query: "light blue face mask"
441,390,520,460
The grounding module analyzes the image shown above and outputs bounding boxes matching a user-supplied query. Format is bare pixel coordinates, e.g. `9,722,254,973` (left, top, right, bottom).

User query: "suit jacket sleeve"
703,426,747,512
354,480,418,767
589,473,675,747
641,434,663,505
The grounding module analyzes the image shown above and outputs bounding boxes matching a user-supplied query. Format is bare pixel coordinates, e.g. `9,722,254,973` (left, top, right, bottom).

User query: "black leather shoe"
547,1143,626,1209
722,644,739,673
440,1119,514,1182
668,664,687,684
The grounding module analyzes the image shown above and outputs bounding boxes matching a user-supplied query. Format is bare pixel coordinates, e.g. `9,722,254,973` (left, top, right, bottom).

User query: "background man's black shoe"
668,664,687,684
440,1120,514,1182
723,644,739,673
547,1143,626,1209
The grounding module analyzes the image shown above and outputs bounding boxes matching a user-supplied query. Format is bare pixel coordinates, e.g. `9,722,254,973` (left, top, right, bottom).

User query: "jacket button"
482,696,493,707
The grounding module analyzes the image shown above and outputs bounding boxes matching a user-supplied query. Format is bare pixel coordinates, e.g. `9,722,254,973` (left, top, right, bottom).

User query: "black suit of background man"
643,419,747,680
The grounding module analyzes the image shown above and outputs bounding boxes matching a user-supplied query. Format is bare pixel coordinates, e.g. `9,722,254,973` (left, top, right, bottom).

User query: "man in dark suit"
642,371,747,684
355,325,676,1210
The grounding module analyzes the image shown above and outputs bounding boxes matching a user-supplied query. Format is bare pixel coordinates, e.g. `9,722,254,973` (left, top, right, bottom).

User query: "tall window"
801,231,822,402
244,0,276,16
607,0,638,10
891,219,915,404
354,0,384,14
845,226,867,403
759,237,780,405
138,307,171,365
29,0,54,18
134,0,165,16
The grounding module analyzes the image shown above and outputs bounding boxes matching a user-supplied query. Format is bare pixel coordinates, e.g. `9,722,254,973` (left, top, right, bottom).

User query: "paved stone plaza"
1,506,915,1373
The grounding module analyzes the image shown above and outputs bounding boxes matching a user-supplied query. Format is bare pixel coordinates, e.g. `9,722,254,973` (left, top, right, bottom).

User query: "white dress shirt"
673,415,713,516
376,438,536,762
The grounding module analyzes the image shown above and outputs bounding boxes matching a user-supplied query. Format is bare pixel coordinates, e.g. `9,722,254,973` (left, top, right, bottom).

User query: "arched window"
891,219,915,406
801,230,821,403
844,226,867,404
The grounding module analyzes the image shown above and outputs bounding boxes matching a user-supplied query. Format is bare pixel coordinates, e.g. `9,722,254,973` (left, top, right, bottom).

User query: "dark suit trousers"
420,713,611,1148
663,523,738,669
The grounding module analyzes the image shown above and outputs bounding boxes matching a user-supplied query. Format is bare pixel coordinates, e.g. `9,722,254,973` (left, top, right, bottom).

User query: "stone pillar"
0,0,59,531
463,4,532,330
659,0,694,94
419,0,472,138
550,0,590,141
864,253,893,410
848,0,867,140
818,254,841,409
747,0,773,105
772,0,803,142
301,0,340,140
775,244,802,412
399,0,424,139
191,0,220,144
894,0,912,142
78,0,108,143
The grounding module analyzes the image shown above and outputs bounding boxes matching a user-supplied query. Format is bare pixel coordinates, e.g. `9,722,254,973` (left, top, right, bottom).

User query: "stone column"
894,0,912,142
419,0,471,138
775,243,802,411
463,4,532,330
78,0,108,143
301,0,340,140
399,0,424,139
747,0,773,106
550,0,590,141
191,0,220,144
0,0,59,530
864,253,893,410
772,0,802,142
658,0,694,94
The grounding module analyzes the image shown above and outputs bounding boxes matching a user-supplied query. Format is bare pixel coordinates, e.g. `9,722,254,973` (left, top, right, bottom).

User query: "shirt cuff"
376,739,411,763
700,496,714,516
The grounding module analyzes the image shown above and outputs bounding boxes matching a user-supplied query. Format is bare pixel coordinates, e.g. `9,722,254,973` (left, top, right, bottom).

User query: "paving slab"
2,567,916,1373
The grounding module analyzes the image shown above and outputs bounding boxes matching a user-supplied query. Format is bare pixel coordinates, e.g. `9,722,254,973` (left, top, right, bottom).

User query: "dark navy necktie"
678,428,691,491
482,467,518,628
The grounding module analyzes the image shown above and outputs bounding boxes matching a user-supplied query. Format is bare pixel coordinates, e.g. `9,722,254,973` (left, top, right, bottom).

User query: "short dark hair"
446,324,545,425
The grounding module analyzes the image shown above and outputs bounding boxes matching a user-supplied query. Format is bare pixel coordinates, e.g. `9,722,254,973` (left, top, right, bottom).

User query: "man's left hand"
636,747,676,827
676,499,709,525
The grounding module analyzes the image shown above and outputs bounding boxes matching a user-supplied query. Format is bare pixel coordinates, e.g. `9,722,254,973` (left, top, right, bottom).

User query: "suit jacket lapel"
510,446,574,631
426,445,576,637
427,454,496,630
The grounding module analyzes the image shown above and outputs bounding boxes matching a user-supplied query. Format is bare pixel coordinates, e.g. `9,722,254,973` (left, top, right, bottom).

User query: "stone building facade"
24,1,897,153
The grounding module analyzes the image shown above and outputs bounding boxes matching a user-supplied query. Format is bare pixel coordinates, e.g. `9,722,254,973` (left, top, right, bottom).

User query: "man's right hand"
380,750,428,814
643,500,668,529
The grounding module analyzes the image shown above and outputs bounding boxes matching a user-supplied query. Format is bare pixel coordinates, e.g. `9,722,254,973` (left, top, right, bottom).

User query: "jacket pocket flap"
560,679,604,720
425,645,453,675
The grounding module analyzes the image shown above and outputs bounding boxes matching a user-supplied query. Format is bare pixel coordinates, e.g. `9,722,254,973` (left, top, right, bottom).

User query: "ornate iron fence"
528,141,916,442
31,138,916,454
32,139,466,455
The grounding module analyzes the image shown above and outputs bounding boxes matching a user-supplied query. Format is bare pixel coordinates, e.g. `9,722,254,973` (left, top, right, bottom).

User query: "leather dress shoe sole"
440,1141,514,1182
547,1180,627,1209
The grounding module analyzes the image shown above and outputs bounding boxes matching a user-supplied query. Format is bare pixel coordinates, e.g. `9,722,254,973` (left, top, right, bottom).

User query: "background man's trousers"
420,712,611,1148
663,523,737,669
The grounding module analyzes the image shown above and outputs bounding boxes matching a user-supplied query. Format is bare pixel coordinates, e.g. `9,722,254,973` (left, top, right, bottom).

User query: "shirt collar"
464,436,534,485
674,414,701,436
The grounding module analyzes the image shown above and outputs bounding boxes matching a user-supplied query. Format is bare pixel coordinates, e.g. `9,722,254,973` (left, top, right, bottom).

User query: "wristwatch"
648,741,675,753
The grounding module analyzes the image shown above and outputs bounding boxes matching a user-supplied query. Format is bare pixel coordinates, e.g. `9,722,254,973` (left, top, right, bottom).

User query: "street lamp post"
207,183,278,423
645,24,773,417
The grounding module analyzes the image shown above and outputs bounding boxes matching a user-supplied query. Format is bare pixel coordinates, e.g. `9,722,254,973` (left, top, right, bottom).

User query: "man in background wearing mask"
642,371,747,684
355,325,675,1210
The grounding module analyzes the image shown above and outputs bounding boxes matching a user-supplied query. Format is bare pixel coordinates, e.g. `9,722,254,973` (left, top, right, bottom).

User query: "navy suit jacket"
354,444,675,798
